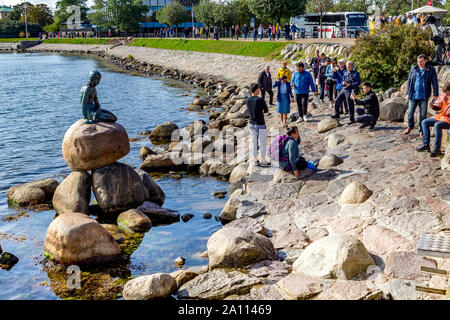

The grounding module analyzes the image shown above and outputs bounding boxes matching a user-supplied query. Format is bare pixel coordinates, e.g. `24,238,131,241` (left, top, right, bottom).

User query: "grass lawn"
130,38,290,58
43,38,111,45
0,38,39,43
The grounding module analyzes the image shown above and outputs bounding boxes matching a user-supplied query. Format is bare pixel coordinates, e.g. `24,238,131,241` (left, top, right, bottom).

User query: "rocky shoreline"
3,44,450,300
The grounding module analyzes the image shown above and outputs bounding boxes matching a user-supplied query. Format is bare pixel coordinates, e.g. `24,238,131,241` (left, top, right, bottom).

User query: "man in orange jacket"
416,82,450,157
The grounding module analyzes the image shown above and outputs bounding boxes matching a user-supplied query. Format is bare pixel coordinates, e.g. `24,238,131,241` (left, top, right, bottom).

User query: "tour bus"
290,12,369,38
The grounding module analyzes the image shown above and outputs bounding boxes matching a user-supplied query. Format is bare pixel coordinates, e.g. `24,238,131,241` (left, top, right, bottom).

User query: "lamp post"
24,0,28,40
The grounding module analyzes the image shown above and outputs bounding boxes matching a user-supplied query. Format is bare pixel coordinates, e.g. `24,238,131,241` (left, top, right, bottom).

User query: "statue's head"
88,70,102,86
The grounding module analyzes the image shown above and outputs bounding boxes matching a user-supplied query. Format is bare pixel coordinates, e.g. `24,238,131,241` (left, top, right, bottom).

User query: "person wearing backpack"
272,126,317,177
247,83,271,167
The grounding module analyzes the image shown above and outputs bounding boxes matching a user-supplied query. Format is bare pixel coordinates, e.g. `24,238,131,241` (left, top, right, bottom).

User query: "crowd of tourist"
247,52,450,177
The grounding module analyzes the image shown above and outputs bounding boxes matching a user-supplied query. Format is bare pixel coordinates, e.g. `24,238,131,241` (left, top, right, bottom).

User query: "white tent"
410,5,448,18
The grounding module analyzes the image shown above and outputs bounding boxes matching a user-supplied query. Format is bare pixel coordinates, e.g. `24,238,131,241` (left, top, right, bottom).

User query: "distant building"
0,5,13,20
140,0,202,33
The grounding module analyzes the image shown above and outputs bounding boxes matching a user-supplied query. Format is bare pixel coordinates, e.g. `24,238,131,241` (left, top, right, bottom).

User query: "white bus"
290,12,369,38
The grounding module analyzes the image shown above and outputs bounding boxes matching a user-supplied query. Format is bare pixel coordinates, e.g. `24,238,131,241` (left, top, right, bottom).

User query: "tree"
235,0,252,26
55,0,89,24
29,4,54,27
247,0,306,24
156,0,189,34
7,2,33,21
213,0,239,27
194,0,217,27
331,0,370,13
109,0,149,33
305,0,333,38
384,0,412,17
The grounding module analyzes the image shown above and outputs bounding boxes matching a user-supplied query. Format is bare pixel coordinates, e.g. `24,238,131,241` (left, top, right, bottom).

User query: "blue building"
139,0,203,32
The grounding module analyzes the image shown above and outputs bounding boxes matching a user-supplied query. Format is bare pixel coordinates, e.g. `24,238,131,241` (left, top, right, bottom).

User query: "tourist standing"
247,83,270,167
235,25,241,40
290,23,297,40
268,25,273,41
416,82,450,157
231,25,235,39
273,75,294,128
331,61,361,123
243,24,249,39
406,12,418,25
311,50,321,82
276,61,292,82
214,27,219,40
258,24,264,40
276,23,281,40
292,62,318,123
284,23,290,40
335,59,348,113
350,81,380,130
258,66,274,106
404,54,439,136
252,28,258,41
317,53,328,103
325,58,338,109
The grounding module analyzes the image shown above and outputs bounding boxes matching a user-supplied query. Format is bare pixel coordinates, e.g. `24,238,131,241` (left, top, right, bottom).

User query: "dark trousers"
295,94,309,117
356,108,377,126
295,156,308,171
336,89,348,113
261,88,274,105
319,76,326,101
327,80,337,101
334,89,355,121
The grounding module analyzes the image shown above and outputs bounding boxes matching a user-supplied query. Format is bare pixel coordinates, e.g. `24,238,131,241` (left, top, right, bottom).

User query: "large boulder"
7,178,59,207
62,119,130,171
149,121,179,142
327,133,346,149
207,227,276,269
292,234,375,280
134,168,165,206
340,181,372,204
44,212,121,266
229,163,248,184
317,118,339,134
92,162,149,216
122,273,177,300
52,171,91,215
379,97,408,122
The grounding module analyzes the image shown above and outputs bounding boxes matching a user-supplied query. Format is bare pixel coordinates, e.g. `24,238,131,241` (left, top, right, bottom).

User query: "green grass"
43,38,111,45
0,38,39,43
130,38,290,58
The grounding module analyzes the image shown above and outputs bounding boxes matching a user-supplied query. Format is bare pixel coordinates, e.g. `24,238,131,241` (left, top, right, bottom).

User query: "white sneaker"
303,115,309,122
329,103,334,109
296,117,303,123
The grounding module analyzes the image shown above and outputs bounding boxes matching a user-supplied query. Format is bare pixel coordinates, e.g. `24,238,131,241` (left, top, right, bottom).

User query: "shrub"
351,23,434,91
128,54,135,61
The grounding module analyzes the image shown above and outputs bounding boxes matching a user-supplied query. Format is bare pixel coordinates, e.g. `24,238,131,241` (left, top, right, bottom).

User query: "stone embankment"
10,43,450,299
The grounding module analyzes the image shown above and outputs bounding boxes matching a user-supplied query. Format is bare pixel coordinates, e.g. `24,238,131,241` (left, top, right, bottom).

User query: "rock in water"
92,162,149,216
62,119,130,171
292,234,374,280
317,118,339,134
177,269,260,300
137,201,180,225
134,168,165,206
379,97,408,122
340,181,372,204
7,178,59,207
117,209,152,233
44,212,121,266
0,251,19,269
318,154,343,169
52,171,91,215
207,227,276,269
123,273,177,300
149,121,179,142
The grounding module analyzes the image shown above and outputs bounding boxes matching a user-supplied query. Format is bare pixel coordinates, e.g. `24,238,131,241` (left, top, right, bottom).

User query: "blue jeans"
421,118,450,151
408,99,428,132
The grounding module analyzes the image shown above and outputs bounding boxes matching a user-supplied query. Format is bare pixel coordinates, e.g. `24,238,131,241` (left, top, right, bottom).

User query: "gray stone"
229,163,248,184
277,272,324,300
317,118,339,134
327,133,346,149
52,171,91,215
224,217,268,236
134,168,165,206
7,178,59,207
117,209,152,233
318,154,343,169
250,285,287,300
177,269,261,300
384,251,436,281
379,97,408,122
380,279,426,300
293,234,375,280
340,181,372,204
123,273,177,300
137,201,180,225
207,227,276,269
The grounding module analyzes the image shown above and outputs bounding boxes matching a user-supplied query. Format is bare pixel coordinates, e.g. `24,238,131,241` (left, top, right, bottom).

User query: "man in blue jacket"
291,62,318,122
404,54,439,136
331,61,361,124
